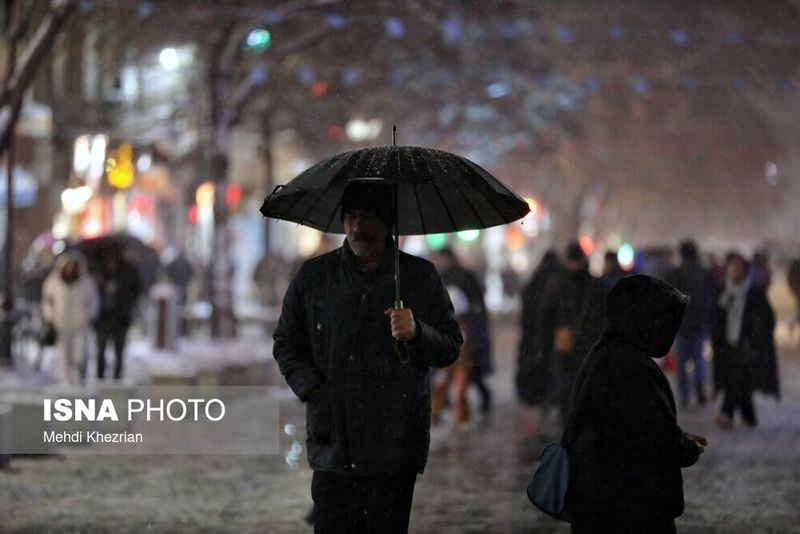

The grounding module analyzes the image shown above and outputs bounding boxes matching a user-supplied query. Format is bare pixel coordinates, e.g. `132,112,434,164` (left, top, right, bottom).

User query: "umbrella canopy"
260,145,529,236
68,233,159,290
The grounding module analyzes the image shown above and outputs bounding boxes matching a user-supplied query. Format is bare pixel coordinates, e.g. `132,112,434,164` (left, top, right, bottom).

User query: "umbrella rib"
432,182,459,233
462,159,520,224
278,191,313,225
454,182,488,229
320,189,342,233
296,158,354,230
412,184,428,235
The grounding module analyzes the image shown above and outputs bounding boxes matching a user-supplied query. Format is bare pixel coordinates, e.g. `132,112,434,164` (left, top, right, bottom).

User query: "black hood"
605,274,689,358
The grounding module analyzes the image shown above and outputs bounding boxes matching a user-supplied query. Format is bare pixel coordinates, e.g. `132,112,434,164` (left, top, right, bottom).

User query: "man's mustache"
350,232,376,242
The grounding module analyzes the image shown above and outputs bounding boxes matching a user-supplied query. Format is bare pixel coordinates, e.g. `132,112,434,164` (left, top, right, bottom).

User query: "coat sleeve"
608,361,700,469
272,270,324,402
407,266,463,368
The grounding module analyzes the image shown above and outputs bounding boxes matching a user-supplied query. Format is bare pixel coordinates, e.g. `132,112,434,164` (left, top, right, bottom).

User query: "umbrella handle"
393,300,411,365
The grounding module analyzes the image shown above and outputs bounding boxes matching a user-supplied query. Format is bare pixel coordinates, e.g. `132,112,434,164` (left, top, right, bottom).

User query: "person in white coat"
41,252,99,384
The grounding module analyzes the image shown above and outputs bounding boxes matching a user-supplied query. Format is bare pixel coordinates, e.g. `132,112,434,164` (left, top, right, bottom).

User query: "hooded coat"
568,275,701,527
273,238,462,476
41,252,99,333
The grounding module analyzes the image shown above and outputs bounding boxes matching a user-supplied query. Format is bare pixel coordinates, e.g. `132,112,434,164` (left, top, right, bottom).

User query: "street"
1,317,799,533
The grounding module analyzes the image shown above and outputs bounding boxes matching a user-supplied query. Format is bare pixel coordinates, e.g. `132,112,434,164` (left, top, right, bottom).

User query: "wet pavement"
1,317,799,533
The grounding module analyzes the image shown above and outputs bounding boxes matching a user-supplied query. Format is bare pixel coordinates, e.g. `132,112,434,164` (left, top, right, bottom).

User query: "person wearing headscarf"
711,252,779,428
41,251,99,384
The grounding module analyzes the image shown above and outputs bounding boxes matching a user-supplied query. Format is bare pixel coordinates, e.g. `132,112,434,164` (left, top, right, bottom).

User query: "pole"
0,133,16,367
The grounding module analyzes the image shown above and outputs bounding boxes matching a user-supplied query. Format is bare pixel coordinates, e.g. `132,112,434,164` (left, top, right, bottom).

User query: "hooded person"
41,251,99,384
566,274,707,533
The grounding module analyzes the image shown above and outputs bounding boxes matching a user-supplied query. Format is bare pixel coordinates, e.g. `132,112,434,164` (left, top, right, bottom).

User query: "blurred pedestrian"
162,246,194,306
272,182,462,534
788,256,800,339
41,252,99,384
600,250,624,293
751,250,772,289
252,252,286,307
94,249,143,380
711,252,779,428
431,246,493,413
539,241,605,426
708,252,727,290
568,274,707,533
431,286,474,425
666,240,715,408
516,250,561,448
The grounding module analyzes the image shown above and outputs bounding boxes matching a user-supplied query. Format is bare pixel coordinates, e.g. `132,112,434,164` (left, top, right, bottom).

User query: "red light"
327,125,344,140
579,235,594,255
128,193,152,215
225,184,241,208
188,205,198,224
81,198,108,239
505,226,525,251
311,80,328,97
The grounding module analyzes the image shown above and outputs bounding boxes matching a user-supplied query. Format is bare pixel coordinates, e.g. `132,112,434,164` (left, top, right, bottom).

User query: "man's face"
343,209,389,258
728,257,748,283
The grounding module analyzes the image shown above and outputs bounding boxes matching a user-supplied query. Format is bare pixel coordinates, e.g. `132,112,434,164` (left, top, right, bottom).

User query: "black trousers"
311,470,417,534
721,354,756,425
96,322,129,380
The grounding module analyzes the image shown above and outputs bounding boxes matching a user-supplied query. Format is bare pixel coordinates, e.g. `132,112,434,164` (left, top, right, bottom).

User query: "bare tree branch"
0,0,74,151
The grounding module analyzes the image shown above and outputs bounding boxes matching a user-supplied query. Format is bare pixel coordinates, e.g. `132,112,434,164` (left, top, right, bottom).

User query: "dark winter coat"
666,260,715,337
539,267,606,361
95,259,142,328
516,256,561,405
568,275,701,527
273,239,462,476
711,284,779,398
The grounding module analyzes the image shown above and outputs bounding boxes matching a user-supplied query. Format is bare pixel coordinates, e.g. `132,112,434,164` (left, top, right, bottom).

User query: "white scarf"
719,274,752,346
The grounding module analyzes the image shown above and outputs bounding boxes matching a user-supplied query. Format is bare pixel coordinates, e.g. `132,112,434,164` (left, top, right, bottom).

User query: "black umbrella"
68,233,159,290
260,146,528,236
260,140,530,306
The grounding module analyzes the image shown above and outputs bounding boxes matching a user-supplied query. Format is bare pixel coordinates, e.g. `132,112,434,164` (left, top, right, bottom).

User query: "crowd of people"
515,239,782,456
269,182,789,533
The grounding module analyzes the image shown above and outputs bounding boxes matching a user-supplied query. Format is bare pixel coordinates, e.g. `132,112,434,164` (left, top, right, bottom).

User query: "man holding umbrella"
273,182,463,533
